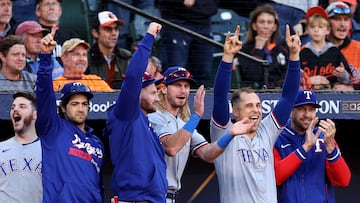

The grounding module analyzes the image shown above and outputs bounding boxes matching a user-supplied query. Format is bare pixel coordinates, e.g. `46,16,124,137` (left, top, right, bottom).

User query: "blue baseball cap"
293,90,321,108
59,82,93,103
142,72,163,88
163,66,197,86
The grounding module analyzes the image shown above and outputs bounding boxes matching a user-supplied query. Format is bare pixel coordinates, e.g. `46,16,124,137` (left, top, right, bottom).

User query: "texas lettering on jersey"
237,147,270,168
0,157,42,176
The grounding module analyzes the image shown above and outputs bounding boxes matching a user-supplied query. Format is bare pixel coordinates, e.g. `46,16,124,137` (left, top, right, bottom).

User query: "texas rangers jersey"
274,122,351,203
36,53,104,203
148,110,207,191
211,115,281,203
0,137,42,202
103,33,167,203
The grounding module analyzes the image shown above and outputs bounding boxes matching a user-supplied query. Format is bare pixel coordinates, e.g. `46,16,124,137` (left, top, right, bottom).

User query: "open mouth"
13,116,21,122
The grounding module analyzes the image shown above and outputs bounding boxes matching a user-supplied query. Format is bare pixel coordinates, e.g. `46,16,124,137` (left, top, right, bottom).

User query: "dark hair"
0,35,24,56
231,87,256,108
13,92,37,109
246,4,280,44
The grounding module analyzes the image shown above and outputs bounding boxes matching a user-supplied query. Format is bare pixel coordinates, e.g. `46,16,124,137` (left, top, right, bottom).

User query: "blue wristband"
217,131,233,149
183,113,200,134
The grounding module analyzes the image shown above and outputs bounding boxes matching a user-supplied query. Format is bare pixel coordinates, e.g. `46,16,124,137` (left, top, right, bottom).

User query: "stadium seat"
129,8,161,42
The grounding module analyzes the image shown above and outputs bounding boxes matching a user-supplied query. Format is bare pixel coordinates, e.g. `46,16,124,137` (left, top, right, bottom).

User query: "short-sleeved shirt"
148,110,207,191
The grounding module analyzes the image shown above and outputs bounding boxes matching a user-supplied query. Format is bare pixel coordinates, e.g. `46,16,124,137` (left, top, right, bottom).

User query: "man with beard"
36,27,105,202
326,1,360,90
103,22,167,203
273,90,351,203
148,62,256,202
88,10,131,89
0,92,42,202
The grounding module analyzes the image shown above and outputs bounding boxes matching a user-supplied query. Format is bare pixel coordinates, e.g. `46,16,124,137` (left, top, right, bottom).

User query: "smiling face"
61,45,88,78
290,104,317,134
10,96,37,135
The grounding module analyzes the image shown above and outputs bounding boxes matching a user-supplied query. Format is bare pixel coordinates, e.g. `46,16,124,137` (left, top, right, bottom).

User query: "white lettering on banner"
260,99,340,115
89,101,116,112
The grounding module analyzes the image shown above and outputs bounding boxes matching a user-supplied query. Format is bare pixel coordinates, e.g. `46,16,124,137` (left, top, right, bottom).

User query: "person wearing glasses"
35,0,79,62
326,1,360,90
148,62,256,202
103,22,168,203
87,11,131,89
36,27,105,202
273,90,351,203
211,24,301,203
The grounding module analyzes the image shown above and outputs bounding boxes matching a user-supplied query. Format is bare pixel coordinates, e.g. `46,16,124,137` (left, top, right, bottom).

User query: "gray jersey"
210,114,281,203
149,110,207,191
0,137,42,203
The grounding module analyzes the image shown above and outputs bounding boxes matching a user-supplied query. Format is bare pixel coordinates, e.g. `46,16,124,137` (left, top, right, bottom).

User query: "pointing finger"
51,25,58,37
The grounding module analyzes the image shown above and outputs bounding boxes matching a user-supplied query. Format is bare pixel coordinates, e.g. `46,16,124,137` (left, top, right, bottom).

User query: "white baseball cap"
98,11,125,27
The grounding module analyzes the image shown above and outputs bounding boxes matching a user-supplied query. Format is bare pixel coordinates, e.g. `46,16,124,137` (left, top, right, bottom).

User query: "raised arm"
114,22,162,119
36,26,60,138
272,25,301,126
213,25,242,126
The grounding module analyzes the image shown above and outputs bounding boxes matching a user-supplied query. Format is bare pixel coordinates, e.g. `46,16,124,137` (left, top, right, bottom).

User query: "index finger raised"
50,25,58,37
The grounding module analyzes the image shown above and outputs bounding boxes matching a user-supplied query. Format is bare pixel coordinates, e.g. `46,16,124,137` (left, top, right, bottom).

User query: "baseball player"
36,27,104,202
0,92,42,202
210,24,301,203
148,66,256,202
274,90,351,203
103,22,167,202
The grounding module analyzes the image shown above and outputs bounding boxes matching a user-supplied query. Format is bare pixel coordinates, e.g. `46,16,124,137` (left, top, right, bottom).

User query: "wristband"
183,113,200,134
217,131,233,149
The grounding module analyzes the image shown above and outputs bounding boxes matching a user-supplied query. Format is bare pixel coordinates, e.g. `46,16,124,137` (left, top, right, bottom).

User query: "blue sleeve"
273,60,300,126
213,61,232,125
114,33,154,119
36,53,60,140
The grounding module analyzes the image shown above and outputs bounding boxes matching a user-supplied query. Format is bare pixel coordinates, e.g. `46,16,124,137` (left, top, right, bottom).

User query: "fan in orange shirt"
53,38,114,92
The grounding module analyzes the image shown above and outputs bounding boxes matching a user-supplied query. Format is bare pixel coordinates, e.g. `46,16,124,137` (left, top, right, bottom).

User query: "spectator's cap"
61,38,90,55
326,2,351,18
163,67,197,86
306,6,328,20
97,11,125,27
142,72,163,88
36,0,62,5
59,82,93,103
293,90,321,108
15,21,49,35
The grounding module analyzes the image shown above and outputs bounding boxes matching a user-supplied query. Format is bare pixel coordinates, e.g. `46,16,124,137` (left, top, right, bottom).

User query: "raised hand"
285,24,301,61
230,117,256,137
193,85,205,117
147,22,162,38
222,25,242,63
40,26,57,54
302,118,321,152
318,119,336,153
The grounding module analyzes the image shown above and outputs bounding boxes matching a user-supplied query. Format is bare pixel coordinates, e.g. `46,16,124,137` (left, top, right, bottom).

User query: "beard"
13,114,33,135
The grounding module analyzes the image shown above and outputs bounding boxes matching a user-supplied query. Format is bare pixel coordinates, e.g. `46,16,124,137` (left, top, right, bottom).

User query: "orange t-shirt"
53,74,114,92
340,40,360,84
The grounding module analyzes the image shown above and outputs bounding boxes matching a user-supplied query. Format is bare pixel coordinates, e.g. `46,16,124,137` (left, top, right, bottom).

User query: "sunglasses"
142,72,155,82
330,7,351,15
165,70,192,80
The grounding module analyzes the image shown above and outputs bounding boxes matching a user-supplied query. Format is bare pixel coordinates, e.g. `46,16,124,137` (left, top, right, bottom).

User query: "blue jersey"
103,33,167,202
36,53,104,203
274,121,343,203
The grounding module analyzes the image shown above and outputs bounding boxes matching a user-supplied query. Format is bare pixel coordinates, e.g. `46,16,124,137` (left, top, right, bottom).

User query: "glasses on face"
331,7,351,15
142,72,155,82
41,2,60,8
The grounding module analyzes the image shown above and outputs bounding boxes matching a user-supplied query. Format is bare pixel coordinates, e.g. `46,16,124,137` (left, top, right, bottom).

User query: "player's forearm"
326,156,351,187
274,149,303,185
